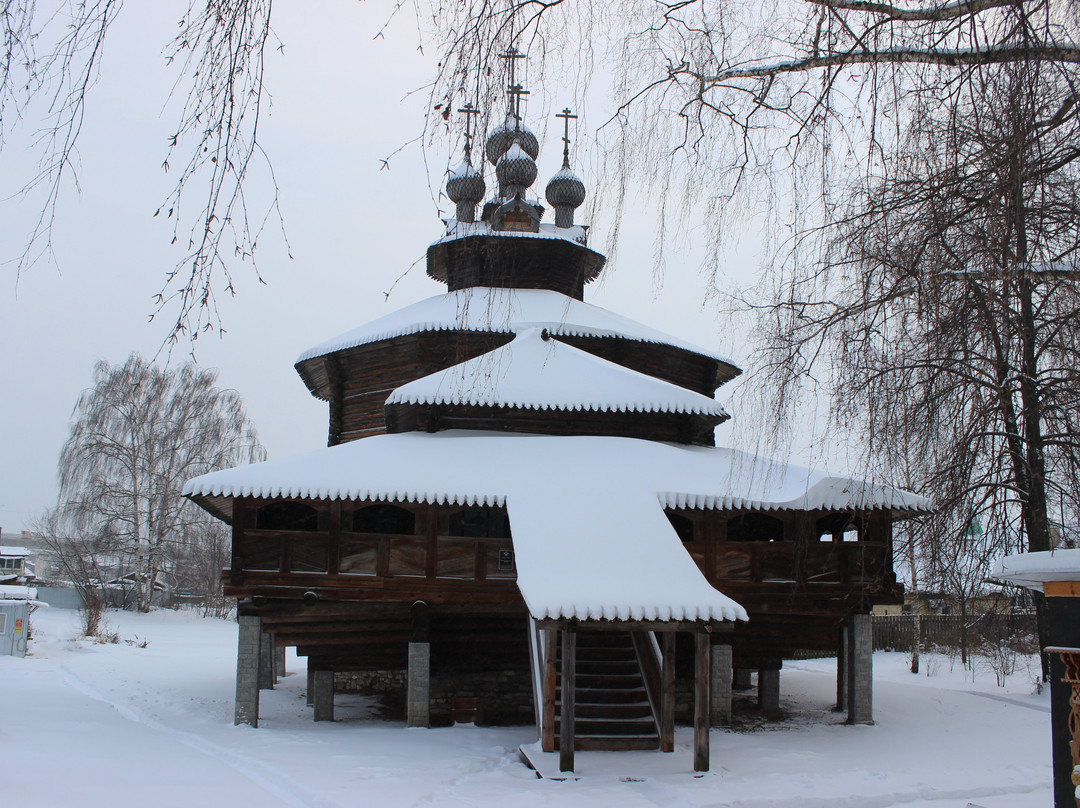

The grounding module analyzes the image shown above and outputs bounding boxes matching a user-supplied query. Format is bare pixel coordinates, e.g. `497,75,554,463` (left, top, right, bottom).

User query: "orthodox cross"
457,102,481,162
500,47,528,118
556,107,577,166
507,83,530,123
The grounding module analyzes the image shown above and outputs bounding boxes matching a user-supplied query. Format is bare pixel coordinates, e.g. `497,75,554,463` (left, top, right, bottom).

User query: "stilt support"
758,666,780,713
407,642,431,727
274,643,286,679
313,669,335,722
836,625,848,711
541,628,558,752
559,624,577,773
661,632,676,753
733,668,753,690
846,614,873,724
694,631,711,772
234,615,261,727
258,629,274,690
710,643,732,727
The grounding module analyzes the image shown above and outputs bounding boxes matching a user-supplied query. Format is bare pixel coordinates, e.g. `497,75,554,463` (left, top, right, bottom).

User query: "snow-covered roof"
0,546,29,557
386,328,729,419
991,550,1080,592
185,431,929,623
0,584,38,601
295,287,737,369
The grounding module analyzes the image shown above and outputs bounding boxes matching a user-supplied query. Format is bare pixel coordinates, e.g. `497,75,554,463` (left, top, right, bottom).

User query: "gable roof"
386,328,728,419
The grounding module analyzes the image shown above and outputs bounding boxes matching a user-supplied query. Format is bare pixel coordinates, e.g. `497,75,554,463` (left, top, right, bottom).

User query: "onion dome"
446,162,485,223
485,116,539,166
546,163,586,228
496,139,538,198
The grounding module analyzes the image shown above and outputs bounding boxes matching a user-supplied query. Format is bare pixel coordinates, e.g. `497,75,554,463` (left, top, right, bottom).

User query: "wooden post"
559,624,577,773
694,630,711,772
542,628,558,752
835,625,848,711
661,631,676,753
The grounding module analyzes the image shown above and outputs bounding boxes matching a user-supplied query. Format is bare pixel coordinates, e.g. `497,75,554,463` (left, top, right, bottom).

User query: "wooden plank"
560,626,577,773
661,631,675,753
1045,581,1080,598
542,628,557,753
694,630,710,772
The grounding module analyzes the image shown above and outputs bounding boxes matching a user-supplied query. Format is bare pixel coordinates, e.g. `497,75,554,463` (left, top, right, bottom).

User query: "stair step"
553,736,660,751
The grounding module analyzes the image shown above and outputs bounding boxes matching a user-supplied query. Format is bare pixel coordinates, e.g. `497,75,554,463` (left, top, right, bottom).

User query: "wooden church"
184,70,929,773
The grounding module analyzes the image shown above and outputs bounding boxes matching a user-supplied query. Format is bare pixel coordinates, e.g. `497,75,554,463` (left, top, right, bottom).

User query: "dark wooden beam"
542,628,557,753
560,625,577,773
694,630,710,772
661,632,676,753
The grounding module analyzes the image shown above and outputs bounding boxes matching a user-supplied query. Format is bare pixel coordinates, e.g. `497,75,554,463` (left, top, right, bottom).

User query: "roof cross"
457,102,481,163
556,107,577,167
507,83,530,124
500,47,528,120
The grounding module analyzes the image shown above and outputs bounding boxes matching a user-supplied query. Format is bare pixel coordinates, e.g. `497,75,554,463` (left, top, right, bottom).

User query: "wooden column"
694,630,711,772
1046,588,1080,808
559,625,577,773
661,631,676,753
835,625,848,711
542,628,558,752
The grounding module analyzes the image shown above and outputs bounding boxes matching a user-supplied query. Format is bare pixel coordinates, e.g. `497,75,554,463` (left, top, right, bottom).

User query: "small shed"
0,545,32,583
0,585,42,657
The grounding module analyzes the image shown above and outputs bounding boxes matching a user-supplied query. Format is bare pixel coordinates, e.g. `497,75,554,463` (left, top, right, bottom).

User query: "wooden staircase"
554,630,660,751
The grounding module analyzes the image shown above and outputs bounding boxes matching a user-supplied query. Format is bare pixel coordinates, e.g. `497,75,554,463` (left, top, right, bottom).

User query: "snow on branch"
676,45,1080,84
805,0,1021,22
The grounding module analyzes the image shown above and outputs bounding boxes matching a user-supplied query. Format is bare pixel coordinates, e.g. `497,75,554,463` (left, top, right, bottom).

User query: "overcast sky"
0,2,774,536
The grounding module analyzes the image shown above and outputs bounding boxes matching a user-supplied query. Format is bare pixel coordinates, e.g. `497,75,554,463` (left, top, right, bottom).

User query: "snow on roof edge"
294,289,738,368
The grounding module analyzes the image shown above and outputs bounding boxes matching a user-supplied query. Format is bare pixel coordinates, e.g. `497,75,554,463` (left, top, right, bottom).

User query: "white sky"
0,1,774,536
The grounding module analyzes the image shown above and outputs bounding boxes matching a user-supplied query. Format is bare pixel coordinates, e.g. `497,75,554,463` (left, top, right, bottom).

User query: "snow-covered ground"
4,607,1051,807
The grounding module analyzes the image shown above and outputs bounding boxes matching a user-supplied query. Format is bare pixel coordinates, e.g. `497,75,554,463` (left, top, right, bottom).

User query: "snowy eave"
0,584,38,601
385,328,729,419
991,549,1080,592
295,287,737,368
0,546,29,556
184,433,928,623
435,219,591,249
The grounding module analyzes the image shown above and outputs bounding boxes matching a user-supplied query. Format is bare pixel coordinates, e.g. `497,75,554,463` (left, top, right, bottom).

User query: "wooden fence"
873,613,1039,653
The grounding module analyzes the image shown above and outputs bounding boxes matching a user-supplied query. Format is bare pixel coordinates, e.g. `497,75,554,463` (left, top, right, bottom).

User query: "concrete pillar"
709,644,733,727
258,629,274,690
407,641,431,728
313,670,335,722
234,615,261,727
758,667,780,713
733,668,753,690
306,667,315,707
836,625,848,711
846,614,873,724
274,643,286,679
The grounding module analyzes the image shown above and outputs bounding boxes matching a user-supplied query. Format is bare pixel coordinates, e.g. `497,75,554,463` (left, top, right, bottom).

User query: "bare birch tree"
50,354,264,611
2,0,277,343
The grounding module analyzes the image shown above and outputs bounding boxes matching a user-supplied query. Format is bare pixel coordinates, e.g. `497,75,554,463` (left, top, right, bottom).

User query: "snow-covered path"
2,608,1052,807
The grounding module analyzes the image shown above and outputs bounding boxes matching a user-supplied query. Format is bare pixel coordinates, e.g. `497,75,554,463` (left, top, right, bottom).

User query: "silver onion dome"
496,140,538,197
485,116,540,166
546,165,586,227
446,162,486,223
